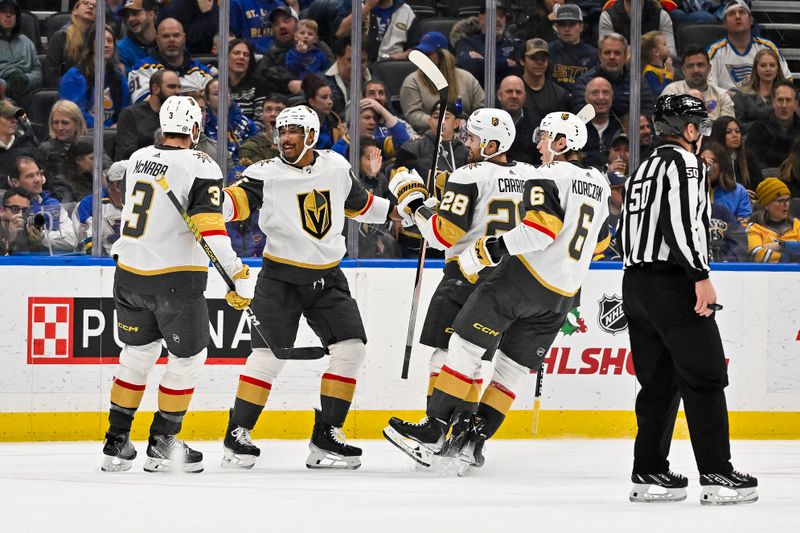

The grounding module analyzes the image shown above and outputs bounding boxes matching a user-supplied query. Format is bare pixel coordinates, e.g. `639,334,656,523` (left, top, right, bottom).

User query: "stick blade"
576,104,596,124
408,50,448,91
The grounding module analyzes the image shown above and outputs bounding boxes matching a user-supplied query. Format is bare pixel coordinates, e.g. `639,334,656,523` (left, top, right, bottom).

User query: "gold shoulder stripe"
433,215,466,247
190,212,226,234
523,210,564,238
225,186,251,221
594,233,611,255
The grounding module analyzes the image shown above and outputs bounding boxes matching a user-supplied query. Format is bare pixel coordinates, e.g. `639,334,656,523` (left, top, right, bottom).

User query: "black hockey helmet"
653,94,712,137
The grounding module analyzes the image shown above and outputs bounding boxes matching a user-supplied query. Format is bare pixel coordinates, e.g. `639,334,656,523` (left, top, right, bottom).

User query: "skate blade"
143,457,204,474
383,426,434,468
700,486,758,506
101,455,134,472
306,443,361,470
221,448,257,470
629,483,687,503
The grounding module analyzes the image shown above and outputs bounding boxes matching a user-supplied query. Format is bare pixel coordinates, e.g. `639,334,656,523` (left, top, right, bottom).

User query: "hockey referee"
619,94,757,505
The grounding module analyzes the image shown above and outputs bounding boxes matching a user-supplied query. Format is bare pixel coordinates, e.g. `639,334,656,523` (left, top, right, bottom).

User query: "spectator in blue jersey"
116,0,156,73
0,0,42,102
128,17,215,102
547,4,597,95
156,0,218,54
203,78,259,165
454,1,521,89
332,98,411,160
363,79,416,139
701,142,752,221
572,33,655,118
641,30,674,97
59,25,131,129
72,159,125,255
335,0,416,63
303,73,346,150
230,0,290,55
286,19,330,80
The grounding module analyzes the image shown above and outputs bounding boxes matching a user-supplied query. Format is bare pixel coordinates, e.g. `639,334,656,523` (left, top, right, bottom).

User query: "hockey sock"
320,373,356,427
150,385,194,436
476,381,517,439
427,366,474,421
108,377,146,435
232,375,272,429
425,372,439,410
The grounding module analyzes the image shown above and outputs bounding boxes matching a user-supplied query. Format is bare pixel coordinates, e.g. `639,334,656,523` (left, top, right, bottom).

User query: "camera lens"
32,213,46,230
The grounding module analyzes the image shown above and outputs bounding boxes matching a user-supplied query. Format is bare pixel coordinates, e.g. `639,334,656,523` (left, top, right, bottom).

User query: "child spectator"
746,178,800,262
286,19,330,80
641,30,673,97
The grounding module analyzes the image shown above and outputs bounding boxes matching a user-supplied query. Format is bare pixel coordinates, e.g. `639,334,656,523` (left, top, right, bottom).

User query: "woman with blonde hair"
43,0,96,85
399,32,485,133
34,99,88,178
733,48,787,131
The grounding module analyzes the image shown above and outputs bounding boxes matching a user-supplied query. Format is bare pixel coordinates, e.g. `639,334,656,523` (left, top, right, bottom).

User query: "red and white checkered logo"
27,297,74,362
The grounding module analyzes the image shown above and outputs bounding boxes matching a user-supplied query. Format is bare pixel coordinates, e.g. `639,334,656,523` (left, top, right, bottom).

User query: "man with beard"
662,47,734,120
128,17,214,102
116,69,181,160
116,0,157,72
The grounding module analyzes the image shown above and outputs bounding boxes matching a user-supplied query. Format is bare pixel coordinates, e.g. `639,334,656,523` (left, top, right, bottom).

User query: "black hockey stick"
155,175,325,360
400,50,449,379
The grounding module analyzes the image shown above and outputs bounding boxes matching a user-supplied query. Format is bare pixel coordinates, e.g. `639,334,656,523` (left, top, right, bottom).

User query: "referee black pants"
622,264,733,475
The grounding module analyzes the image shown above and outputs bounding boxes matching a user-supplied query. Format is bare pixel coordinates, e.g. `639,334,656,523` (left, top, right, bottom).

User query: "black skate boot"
306,409,362,470
453,415,488,476
383,415,448,467
699,470,758,505
143,434,204,473
630,470,688,503
221,410,260,470
438,412,473,458
101,431,137,472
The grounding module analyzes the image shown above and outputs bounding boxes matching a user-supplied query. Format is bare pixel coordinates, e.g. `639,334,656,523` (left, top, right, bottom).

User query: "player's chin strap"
280,129,316,165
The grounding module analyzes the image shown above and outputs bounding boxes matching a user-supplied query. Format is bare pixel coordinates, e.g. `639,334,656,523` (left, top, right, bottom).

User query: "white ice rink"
1,439,798,533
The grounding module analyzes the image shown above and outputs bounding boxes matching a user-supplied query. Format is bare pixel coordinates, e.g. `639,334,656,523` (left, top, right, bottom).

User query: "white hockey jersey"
111,145,238,293
223,150,391,283
707,36,792,90
501,161,611,310
418,160,535,278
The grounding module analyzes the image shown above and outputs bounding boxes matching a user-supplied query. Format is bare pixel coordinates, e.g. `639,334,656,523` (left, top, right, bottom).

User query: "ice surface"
1,439,798,532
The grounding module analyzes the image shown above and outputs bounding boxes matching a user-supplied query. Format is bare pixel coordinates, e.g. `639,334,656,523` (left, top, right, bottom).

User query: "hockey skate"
442,414,487,477
306,409,362,470
100,431,137,472
143,434,204,473
383,415,447,468
221,411,260,469
699,470,758,505
629,471,688,503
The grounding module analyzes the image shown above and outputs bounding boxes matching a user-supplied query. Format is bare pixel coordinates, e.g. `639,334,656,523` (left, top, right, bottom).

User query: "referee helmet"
653,94,712,137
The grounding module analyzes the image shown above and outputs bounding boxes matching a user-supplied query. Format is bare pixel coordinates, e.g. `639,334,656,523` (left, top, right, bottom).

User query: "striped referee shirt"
619,142,711,281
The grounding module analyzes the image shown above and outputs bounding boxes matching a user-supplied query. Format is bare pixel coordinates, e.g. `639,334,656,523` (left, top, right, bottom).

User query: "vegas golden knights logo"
491,116,499,126
561,113,570,121
298,189,332,239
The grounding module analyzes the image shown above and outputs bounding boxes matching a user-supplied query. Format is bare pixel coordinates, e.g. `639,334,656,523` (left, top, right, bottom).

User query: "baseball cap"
415,32,448,54
270,5,299,21
480,0,508,14
430,101,462,117
724,0,751,16
555,4,583,22
610,132,629,147
120,0,146,16
525,38,549,56
106,161,127,183
0,100,24,119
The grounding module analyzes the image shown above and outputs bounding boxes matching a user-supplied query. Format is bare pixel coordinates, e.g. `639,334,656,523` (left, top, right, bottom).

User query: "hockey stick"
531,368,544,435
400,50,449,379
155,175,326,360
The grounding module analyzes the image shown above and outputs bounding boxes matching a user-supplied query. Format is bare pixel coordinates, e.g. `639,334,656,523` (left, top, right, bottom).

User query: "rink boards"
1,258,798,441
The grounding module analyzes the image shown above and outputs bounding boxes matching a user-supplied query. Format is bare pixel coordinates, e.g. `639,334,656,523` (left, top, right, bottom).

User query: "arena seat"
28,89,59,141
20,10,43,53
676,23,726,55
406,17,460,49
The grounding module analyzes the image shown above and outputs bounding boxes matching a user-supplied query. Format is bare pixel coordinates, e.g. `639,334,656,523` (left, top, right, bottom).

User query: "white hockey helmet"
160,95,202,144
276,105,320,164
535,110,589,155
462,108,515,160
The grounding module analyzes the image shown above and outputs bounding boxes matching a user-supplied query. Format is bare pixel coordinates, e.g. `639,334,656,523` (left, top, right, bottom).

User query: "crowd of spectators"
0,0,799,262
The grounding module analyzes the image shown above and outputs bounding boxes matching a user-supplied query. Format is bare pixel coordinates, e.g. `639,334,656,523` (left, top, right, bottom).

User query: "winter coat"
0,0,42,94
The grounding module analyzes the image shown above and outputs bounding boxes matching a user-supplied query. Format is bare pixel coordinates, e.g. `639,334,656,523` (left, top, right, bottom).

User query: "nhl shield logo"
298,189,332,239
598,294,627,335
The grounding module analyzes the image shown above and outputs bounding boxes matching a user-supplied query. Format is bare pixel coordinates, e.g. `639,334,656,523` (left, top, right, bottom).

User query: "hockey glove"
389,167,428,226
225,265,255,311
778,240,800,258
457,236,501,283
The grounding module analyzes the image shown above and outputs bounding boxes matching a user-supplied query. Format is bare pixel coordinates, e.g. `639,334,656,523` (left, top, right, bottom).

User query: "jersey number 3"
122,181,154,238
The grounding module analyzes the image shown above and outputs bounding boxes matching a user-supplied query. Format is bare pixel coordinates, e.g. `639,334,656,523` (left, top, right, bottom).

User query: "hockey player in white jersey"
219,105,395,470
101,96,253,473
385,109,611,470
386,108,536,466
